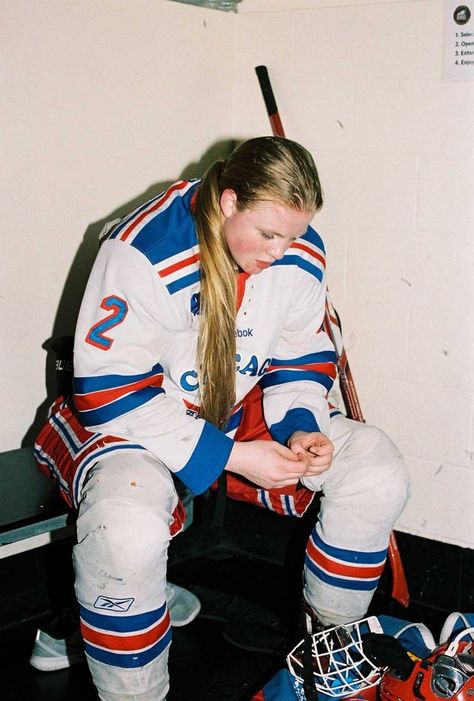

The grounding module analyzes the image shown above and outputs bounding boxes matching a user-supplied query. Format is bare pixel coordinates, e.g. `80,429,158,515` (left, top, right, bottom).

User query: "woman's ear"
220,188,238,219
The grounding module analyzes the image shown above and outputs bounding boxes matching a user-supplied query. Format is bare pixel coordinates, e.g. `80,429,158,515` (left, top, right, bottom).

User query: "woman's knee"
355,432,410,523
76,497,171,567
327,422,410,512
338,420,400,462
74,453,177,573
363,425,410,503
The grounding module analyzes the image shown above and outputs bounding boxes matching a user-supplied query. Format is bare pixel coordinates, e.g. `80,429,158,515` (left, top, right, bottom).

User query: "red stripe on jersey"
119,181,189,242
325,303,339,326
183,397,243,416
306,539,385,579
183,399,200,413
290,242,326,268
81,610,170,652
236,272,250,311
266,362,336,377
74,374,164,412
268,491,287,514
159,252,200,278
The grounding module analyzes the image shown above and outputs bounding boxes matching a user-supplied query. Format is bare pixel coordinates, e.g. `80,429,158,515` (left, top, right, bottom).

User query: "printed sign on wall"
444,1,474,80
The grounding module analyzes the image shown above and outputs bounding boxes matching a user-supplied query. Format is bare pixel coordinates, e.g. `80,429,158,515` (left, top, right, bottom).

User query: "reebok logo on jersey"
235,327,253,337
94,596,135,612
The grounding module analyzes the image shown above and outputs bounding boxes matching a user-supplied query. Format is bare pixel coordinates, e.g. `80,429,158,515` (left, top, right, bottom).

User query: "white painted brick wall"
1,0,236,451
234,0,474,547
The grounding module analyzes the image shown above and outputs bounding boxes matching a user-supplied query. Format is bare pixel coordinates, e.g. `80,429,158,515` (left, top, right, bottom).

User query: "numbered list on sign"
444,1,474,80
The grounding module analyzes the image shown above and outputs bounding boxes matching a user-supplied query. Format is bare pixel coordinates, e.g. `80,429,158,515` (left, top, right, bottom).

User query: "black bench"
0,447,73,561
0,447,195,562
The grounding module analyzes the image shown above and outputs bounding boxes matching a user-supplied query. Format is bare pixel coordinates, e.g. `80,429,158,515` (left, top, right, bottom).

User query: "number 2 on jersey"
86,296,128,350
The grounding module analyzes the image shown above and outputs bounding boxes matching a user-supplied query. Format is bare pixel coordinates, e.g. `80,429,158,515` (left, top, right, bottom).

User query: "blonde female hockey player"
34,136,409,700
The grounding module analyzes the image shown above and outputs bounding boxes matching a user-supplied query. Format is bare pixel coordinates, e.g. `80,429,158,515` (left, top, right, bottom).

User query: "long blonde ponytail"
194,161,236,428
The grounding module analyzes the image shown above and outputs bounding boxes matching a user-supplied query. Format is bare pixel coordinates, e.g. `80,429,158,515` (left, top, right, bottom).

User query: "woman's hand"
287,430,334,478
226,440,310,490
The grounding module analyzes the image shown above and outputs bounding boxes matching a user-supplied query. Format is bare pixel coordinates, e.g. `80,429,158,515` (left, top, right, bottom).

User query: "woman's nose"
267,240,287,260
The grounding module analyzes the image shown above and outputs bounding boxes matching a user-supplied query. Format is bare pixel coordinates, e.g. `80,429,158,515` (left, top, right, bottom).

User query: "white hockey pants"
73,415,409,700
301,415,409,626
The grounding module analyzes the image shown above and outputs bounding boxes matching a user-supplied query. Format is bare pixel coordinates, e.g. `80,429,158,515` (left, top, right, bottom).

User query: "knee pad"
321,423,410,526
343,423,400,464
365,426,410,505
79,453,177,525
74,454,177,581
75,496,172,576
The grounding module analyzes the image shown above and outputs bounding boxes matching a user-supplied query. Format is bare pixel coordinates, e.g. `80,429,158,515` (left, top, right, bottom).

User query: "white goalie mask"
286,616,386,699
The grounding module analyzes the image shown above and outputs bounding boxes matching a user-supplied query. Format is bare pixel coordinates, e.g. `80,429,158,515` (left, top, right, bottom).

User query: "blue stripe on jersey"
80,602,166,631
177,422,234,495
34,447,71,496
109,180,198,243
273,255,324,282
51,414,81,454
84,628,171,668
77,386,165,426
259,370,334,391
312,529,388,565
129,186,199,265
269,408,319,446
259,489,271,510
73,363,164,394
302,225,326,253
131,216,197,266
283,495,294,515
72,444,145,507
166,269,200,295
224,405,243,434
269,351,337,367
304,557,380,591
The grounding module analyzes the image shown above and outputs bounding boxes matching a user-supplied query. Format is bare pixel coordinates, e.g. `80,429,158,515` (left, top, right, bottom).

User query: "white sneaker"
29,583,201,671
166,582,201,627
29,626,86,671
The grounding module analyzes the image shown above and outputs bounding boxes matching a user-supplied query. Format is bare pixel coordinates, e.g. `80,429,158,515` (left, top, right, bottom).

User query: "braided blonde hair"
194,136,323,428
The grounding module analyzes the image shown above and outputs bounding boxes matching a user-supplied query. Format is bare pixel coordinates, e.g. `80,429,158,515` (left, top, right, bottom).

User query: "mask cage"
287,616,386,698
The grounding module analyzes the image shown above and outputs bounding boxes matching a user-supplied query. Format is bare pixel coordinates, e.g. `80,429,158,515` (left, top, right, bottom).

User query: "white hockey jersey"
35,180,337,507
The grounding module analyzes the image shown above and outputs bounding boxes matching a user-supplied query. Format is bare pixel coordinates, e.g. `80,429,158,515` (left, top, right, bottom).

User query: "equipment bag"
251,612,474,701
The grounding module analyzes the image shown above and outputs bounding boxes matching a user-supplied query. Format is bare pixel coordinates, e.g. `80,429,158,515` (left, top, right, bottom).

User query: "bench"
0,447,194,561
0,447,74,560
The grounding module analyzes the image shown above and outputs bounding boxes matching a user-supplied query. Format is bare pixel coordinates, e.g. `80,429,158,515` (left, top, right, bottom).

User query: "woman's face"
220,189,315,275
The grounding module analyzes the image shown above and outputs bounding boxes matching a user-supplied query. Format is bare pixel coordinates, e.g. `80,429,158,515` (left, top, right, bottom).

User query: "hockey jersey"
35,180,337,511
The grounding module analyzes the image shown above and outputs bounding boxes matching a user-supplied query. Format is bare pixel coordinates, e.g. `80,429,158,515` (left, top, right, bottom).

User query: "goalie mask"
380,627,474,701
286,616,386,699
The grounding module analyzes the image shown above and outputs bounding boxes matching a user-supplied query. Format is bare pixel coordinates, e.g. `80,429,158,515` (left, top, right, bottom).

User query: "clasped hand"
226,431,334,491
287,430,334,478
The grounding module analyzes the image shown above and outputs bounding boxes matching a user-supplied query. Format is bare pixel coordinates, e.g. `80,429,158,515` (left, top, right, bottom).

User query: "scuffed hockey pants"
73,415,409,701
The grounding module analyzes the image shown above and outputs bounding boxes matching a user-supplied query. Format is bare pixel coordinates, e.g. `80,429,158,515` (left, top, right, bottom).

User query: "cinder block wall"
234,0,474,547
1,0,236,447
1,0,472,548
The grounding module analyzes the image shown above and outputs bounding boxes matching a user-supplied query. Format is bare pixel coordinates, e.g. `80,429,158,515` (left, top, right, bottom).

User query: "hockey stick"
255,64,409,608
255,64,366,424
